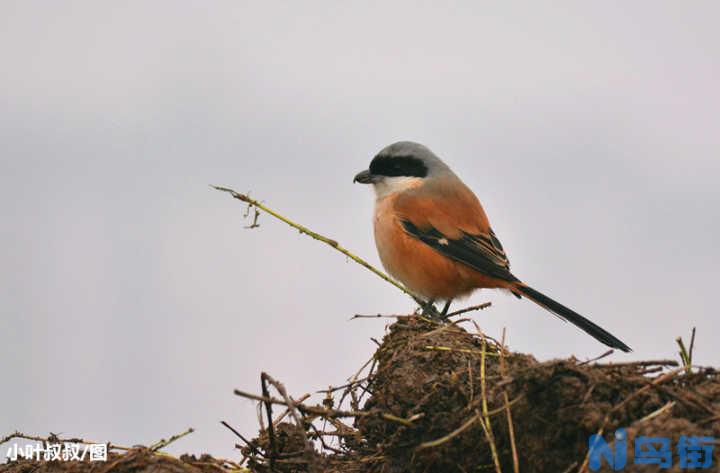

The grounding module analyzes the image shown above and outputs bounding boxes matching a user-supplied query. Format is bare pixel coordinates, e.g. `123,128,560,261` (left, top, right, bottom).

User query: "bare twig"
339,354,376,411
499,329,519,473
212,185,423,304
150,427,194,452
700,413,720,425
418,323,466,339
468,319,507,354
677,337,691,373
350,313,421,320
262,373,319,473
221,421,261,457
262,374,305,431
307,424,344,455
676,327,696,374
424,345,500,357
416,395,526,452
689,327,696,363
650,383,719,418
273,394,312,427
479,337,502,473
446,302,492,317
260,374,277,470
596,360,679,368
381,413,423,427
235,389,367,419
639,366,664,375
318,377,370,394
354,358,377,409
416,416,479,450
637,401,675,424
309,429,357,438
468,359,474,407
245,207,260,229
577,349,615,366
561,461,579,473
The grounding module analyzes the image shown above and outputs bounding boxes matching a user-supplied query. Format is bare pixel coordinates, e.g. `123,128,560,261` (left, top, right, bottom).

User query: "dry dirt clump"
355,317,536,471
3,316,718,473
238,316,718,473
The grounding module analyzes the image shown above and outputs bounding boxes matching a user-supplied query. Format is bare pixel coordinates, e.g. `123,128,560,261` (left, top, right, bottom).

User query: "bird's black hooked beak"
353,169,374,184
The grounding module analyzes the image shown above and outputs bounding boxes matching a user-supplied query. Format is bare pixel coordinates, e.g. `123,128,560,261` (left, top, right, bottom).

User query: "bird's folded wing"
400,220,517,283
393,187,516,282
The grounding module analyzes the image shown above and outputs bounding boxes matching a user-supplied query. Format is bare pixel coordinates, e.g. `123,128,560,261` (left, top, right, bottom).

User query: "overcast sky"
1,0,718,461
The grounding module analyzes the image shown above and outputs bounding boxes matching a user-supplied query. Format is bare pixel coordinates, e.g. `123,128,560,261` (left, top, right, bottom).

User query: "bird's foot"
420,300,449,320
420,300,437,317
440,299,453,317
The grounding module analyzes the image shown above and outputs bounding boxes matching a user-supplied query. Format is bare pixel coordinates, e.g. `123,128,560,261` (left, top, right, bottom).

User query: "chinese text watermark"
4,442,107,462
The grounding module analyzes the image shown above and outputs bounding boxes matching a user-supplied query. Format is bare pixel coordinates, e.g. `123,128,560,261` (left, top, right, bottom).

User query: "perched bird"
354,141,631,352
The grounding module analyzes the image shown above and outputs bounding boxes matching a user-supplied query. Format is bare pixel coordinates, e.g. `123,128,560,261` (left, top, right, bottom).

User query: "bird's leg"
440,299,453,317
421,299,438,317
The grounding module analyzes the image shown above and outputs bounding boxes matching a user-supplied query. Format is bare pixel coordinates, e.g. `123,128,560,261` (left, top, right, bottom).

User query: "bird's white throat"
372,176,424,200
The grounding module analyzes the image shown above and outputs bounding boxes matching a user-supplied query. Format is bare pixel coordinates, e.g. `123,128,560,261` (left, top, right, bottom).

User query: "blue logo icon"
588,429,715,471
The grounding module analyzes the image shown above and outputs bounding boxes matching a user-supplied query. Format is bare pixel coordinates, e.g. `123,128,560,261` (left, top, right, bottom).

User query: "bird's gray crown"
369,141,450,179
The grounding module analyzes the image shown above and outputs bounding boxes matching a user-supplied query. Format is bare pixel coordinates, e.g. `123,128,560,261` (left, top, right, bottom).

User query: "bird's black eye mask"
369,155,428,178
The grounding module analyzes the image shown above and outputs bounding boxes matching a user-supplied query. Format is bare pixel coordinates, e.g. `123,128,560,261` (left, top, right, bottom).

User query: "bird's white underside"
372,176,424,200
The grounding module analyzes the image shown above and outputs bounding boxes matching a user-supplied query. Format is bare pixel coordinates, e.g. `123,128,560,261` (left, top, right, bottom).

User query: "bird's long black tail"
514,284,632,353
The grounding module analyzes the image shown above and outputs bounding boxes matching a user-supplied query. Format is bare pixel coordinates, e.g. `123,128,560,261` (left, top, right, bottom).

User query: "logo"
588,429,715,471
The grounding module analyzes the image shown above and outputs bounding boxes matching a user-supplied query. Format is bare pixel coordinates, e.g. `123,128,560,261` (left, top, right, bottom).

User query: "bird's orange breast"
373,194,506,300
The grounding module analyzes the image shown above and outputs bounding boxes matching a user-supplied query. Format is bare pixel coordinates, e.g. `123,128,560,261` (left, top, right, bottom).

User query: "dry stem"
499,328,519,473
480,337,502,473
212,185,423,304
149,427,195,452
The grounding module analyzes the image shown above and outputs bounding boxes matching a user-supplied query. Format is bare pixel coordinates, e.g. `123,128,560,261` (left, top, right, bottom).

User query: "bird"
353,141,631,352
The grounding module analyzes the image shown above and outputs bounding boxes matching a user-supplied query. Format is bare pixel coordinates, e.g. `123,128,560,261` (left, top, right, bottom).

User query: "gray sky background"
1,0,718,460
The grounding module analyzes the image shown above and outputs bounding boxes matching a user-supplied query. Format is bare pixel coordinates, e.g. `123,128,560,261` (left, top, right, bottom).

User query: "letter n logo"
588,428,628,471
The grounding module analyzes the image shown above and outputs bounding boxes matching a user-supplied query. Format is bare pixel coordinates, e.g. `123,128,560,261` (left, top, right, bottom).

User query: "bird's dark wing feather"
401,218,631,351
401,220,518,283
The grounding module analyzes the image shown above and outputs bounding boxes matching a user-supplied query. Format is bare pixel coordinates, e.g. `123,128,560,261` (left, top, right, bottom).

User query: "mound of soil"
3,316,718,473
243,316,719,473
